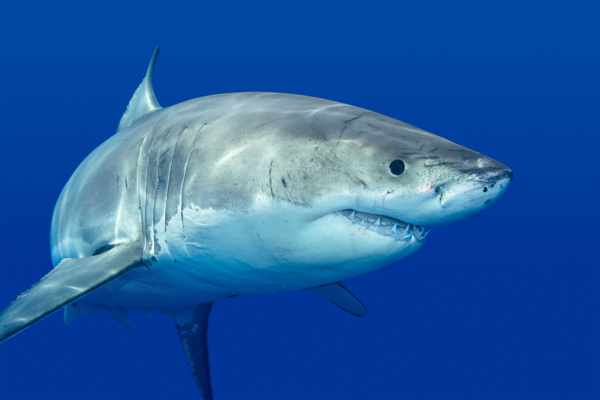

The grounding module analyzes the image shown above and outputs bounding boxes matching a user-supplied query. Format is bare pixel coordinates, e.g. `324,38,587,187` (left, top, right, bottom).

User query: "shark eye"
389,160,405,176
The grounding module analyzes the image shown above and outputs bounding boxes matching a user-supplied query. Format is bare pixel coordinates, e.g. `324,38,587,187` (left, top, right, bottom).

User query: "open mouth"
338,209,431,242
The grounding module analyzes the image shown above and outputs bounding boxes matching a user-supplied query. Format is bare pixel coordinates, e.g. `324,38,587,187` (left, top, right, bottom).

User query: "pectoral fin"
172,303,214,400
308,282,367,317
0,241,143,342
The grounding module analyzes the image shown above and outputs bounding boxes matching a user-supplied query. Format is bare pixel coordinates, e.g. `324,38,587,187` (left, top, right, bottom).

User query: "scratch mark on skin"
343,112,370,125
307,103,346,118
334,112,369,152
356,178,368,189
268,160,274,198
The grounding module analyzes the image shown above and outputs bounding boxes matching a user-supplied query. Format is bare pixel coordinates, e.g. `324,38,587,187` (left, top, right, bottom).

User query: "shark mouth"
338,209,431,242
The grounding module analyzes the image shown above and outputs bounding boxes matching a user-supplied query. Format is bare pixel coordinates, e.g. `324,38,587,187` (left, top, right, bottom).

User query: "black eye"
389,159,405,176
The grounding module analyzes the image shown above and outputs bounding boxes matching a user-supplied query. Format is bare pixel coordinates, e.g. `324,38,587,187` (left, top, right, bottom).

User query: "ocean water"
0,1,598,399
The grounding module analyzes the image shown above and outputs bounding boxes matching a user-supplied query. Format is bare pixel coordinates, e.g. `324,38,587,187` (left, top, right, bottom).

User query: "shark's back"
50,91,363,266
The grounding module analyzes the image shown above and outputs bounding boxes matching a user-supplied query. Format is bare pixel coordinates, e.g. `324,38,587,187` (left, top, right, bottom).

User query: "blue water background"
0,1,598,399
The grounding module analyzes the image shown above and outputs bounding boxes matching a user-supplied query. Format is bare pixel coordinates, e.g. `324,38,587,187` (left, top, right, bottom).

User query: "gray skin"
50,91,511,309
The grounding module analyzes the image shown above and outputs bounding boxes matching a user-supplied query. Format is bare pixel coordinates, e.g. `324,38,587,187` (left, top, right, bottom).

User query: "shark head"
319,111,514,228
171,94,512,290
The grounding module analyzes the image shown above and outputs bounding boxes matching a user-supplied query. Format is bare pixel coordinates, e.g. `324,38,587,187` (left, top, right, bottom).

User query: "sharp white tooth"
350,211,356,220
402,232,413,241
375,218,381,225
373,225,380,233
420,228,432,240
359,219,366,227
419,226,425,235
404,224,411,234
391,224,398,234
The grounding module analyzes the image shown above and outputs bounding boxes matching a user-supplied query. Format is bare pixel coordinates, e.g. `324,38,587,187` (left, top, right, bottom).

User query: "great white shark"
0,48,512,399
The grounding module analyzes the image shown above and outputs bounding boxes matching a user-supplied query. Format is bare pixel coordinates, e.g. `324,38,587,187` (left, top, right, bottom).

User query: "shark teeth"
339,209,431,243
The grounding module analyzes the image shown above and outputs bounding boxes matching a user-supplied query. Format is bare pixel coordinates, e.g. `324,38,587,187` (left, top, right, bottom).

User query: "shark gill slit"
180,124,205,258
161,128,186,261
151,130,172,256
143,131,160,256
135,136,147,239
164,127,186,232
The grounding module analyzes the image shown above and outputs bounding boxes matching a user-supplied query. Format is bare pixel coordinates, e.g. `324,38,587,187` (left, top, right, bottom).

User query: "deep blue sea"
0,1,598,399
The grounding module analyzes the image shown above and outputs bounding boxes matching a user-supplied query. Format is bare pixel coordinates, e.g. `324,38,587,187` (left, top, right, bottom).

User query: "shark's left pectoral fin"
171,302,214,400
0,241,143,342
308,282,367,317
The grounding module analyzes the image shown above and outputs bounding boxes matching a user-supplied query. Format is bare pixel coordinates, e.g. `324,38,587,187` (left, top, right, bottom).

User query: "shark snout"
427,160,512,226
476,165,513,184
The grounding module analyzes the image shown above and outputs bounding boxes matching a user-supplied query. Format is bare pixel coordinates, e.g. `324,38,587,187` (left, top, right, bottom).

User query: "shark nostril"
483,187,488,193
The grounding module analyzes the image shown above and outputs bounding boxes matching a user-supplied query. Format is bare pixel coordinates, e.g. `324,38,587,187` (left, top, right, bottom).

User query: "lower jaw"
338,209,431,242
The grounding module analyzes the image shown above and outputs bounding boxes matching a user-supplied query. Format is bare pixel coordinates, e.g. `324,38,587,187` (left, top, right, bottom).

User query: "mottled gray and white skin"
51,91,511,309
0,48,512,399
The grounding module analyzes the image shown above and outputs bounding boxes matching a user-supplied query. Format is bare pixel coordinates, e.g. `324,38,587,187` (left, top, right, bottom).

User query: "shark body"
0,48,512,399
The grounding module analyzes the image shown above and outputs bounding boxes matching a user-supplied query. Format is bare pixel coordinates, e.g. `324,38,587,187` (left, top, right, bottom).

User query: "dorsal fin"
117,46,162,132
